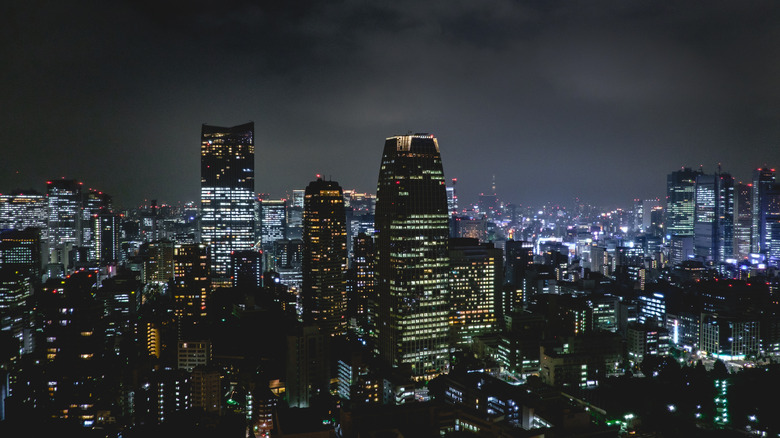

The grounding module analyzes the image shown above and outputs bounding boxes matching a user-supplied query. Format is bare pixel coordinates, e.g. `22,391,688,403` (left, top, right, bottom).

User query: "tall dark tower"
375,133,450,379
302,178,348,336
693,171,734,263
752,167,777,255
200,122,255,288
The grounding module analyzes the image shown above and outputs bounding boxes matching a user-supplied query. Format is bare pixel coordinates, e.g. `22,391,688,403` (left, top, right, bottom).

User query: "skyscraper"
349,232,375,339
448,238,502,347
0,191,48,239
46,179,82,258
200,122,255,287
734,182,753,259
260,199,287,256
95,212,120,265
666,168,703,238
752,167,779,257
81,189,112,261
693,171,734,263
173,243,210,326
302,178,348,336
375,133,450,379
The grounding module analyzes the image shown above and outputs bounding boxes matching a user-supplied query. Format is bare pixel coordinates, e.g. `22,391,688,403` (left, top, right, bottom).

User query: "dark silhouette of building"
302,178,348,336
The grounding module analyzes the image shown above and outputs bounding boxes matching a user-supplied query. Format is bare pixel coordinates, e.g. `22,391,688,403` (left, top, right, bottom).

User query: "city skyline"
3,2,780,209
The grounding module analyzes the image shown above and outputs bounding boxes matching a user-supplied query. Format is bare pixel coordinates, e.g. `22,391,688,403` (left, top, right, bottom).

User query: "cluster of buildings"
1,123,780,436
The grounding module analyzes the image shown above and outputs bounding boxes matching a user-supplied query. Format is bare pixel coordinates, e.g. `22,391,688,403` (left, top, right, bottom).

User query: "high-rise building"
46,179,82,258
200,122,256,287
448,238,502,347
302,178,348,336
94,212,120,265
734,183,753,259
260,199,287,248
173,243,210,324
693,171,734,263
232,250,262,290
143,240,175,285
666,168,703,238
260,198,287,270
0,228,42,280
446,178,458,215
81,189,112,261
0,192,48,242
752,168,780,263
504,239,533,313
375,133,450,379
349,232,375,339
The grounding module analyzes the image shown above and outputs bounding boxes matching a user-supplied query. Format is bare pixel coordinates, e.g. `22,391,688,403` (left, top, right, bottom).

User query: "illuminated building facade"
260,198,287,249
448,238,502,347
375,133,450,379
751,168,780,264
94,212,120,265
734,182,753,259
46,179,82,256
173,243,210,324
349,232,375,338
200,122,255,287
666,168,703,238
143,240,174,285
504,240,533,313
752,168,775,254
81,189,112,261
0,228,42,279
302,178,348,336
0,192,48,242
693,172,734,263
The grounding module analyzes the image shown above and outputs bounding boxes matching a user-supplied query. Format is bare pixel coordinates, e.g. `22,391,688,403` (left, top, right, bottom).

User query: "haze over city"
3,1,780,208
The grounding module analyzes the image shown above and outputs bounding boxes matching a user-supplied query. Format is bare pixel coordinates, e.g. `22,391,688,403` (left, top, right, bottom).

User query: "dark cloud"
2,1,780,209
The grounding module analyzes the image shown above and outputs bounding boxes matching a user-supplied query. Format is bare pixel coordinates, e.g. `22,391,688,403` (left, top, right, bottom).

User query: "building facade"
200,122,256,287
375,133,450,379
302,178,348,336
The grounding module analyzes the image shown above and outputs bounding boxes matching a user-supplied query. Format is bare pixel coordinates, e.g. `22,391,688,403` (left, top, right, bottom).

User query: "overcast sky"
2,1,780,209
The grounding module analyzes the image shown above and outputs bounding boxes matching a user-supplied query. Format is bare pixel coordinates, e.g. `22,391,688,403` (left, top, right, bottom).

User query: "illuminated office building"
94,212,120,265
200,122,255,287
448,238,502,347
144,240,175,285
261,199,287,247
375,133,450,379
666,168,702,238
504,240,533,313
693,171,734,263
302,178,348,336
173,243,210,324
0,228,42,279
349,232,375,338
752,168,780,263
734,182,752,259
81,189,112,261
46,179,82,255
0,192,48,242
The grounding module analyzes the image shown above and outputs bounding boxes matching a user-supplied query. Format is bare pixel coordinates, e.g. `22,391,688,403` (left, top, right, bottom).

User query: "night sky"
3,1,780,209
